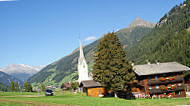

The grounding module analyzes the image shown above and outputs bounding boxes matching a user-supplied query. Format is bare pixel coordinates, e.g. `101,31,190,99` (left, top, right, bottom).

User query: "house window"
155,76,158,80
175,91,180,95
156,85,159,89
149,86,152,89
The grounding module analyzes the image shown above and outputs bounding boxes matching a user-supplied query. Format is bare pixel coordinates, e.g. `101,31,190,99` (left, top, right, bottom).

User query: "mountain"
126,0,190,67
1,64,45,83
128,17,155,28
28,18,155,87
0,71,22,86
117,17,155,51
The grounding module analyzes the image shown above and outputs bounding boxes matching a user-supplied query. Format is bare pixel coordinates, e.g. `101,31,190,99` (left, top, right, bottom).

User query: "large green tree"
92,32,135,92
14,82,20,92
22,81,33,92
8,81,15,92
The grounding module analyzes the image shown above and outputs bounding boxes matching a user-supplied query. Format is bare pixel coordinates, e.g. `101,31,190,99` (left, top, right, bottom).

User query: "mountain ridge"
0,71,22,86
1,64,46,83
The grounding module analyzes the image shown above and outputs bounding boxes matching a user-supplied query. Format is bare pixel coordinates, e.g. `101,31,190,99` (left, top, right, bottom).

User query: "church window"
149,86,152,89
156,85,159,89
155,76,158,80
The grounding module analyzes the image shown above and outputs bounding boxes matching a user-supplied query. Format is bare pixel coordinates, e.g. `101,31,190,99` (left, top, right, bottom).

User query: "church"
77,40,105,97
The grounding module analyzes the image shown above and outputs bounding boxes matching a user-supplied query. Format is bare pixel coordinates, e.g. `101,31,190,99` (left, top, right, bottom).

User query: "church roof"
78,40,87,64
79,80,102,88
134,62,190,76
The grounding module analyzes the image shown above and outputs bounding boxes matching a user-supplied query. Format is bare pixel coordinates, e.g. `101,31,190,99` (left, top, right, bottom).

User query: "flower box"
169,77,174,81
159,77,166,82
133,80,138,83
161,87,165,90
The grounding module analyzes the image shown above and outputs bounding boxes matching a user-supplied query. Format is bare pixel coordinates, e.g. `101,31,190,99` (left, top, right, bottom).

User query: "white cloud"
84,36,96,42
116,29,120,31
0,0,17,1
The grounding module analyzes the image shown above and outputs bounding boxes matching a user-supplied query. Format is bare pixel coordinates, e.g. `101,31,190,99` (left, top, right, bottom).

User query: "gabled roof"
134,62,190,76
61,82,71,89
79,80,102,88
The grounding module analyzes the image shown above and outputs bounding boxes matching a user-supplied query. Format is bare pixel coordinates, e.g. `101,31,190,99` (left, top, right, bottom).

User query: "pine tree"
28,83,33,92
14,82,20,92
22,81,28,92
92,32,136,93
22,81,33,92
8,81,15,92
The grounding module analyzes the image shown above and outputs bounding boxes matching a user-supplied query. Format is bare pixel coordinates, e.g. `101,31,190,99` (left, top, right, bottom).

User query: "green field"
0,91,190,106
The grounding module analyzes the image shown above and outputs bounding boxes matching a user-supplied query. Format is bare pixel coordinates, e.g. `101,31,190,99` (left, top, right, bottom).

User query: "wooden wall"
87,87,105,97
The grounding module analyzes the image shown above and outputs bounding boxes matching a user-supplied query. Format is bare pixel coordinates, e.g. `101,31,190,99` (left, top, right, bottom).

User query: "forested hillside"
127,0,190,68
28,18,154,87
0,71,22,86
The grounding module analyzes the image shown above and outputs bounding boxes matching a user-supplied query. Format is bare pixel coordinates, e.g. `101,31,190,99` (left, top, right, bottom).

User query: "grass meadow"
0,91,190,106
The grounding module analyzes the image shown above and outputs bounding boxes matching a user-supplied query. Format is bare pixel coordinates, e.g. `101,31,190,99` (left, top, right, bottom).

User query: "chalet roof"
61,82,71,89
134,62,190,76
79,80,102,88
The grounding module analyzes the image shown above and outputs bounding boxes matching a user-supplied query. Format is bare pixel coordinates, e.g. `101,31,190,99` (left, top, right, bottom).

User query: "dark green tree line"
8,81,20,92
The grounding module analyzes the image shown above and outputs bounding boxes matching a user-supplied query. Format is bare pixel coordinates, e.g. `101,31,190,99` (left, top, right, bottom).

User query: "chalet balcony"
149,85,185,94
148,77,183,85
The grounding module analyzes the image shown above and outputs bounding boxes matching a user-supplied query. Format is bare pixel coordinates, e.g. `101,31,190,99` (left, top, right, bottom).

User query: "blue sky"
0,0,185,67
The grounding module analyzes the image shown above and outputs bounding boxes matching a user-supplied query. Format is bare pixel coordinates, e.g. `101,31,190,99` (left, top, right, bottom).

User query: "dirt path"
1,95,44,97
0,99,75,106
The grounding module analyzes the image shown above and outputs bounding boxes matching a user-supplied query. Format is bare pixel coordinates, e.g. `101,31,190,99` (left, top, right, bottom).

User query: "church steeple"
78,40,86,65
78,40,89,83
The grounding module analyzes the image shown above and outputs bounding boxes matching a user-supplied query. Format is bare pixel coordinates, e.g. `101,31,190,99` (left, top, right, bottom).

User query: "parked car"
45,89,54,96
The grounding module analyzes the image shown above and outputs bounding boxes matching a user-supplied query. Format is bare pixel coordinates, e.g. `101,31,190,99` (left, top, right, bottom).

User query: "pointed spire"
78,39,89,84
78,40,85,64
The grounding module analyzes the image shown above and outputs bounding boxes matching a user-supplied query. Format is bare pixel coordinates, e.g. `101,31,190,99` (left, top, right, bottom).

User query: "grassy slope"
0,92,190,106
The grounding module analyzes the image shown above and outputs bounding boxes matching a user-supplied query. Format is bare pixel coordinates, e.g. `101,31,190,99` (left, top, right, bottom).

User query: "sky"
0,0,185,67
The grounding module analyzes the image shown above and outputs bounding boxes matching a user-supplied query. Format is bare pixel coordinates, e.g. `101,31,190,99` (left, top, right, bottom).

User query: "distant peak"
134,17,142,21
129,17,155,28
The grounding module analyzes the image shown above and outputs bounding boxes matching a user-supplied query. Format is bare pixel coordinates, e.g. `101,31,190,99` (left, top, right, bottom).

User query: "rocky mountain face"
128,17,155,28
28,17,154,88
0,64,45,83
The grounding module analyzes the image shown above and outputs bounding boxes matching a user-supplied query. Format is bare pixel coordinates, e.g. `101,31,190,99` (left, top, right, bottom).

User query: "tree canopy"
92,32,135,91
22,81,33,92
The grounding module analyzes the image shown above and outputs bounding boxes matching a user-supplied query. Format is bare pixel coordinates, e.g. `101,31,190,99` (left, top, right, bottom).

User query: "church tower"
78,40,89,84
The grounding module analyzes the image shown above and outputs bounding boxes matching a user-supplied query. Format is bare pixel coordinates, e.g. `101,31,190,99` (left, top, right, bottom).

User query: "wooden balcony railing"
148,77,183,85
149,85,185,94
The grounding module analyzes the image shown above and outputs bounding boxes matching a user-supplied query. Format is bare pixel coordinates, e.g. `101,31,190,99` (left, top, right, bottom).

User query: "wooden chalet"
184,74,190,97
132,62,190,98
79,80,105,97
